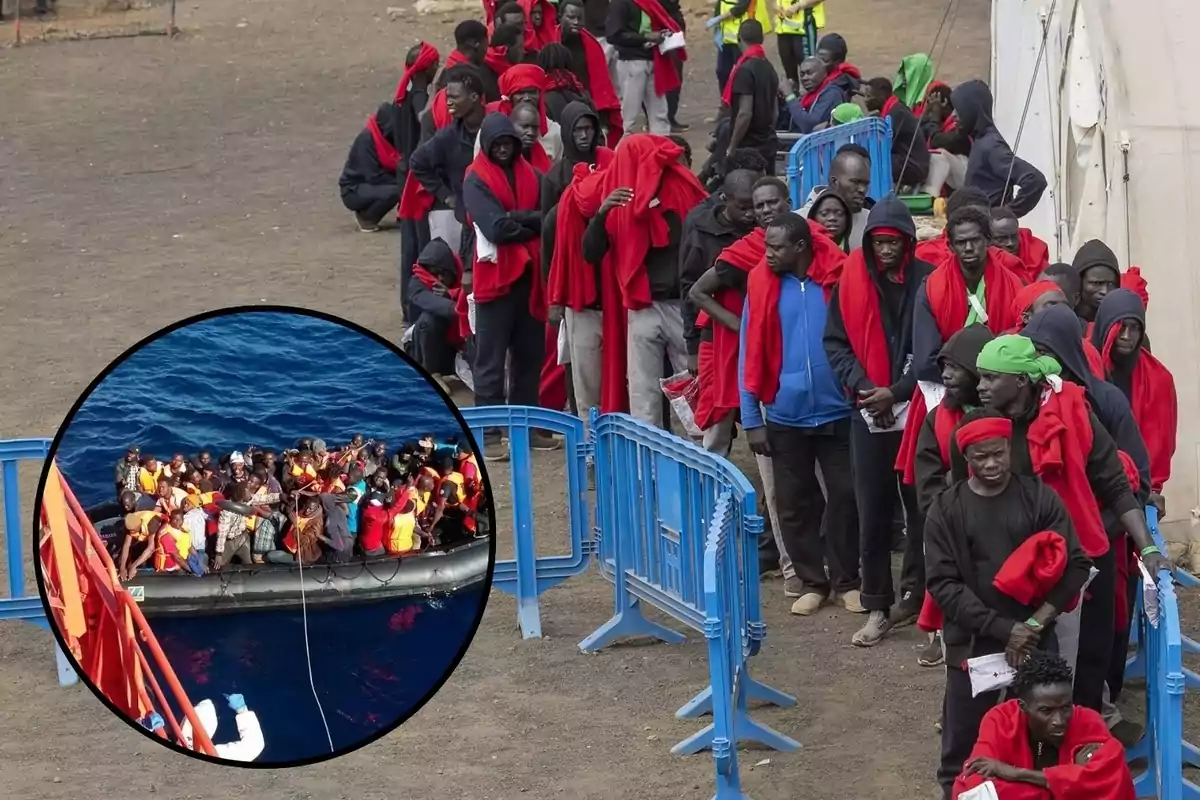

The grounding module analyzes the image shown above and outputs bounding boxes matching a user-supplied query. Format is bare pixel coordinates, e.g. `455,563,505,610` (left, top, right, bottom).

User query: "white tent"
991,0,1200,544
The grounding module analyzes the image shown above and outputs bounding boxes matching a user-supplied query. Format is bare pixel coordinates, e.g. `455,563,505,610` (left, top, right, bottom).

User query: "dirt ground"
0,0,1044,797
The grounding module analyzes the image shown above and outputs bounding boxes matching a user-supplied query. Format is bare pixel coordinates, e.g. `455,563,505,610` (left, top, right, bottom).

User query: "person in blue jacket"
782,56,845,134
738,214,857,620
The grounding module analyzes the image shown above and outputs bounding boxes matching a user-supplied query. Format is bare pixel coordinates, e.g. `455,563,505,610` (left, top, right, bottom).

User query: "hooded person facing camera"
407,238,467,380
1071,239,1122,323
338,103,402,233
951,80,1047,218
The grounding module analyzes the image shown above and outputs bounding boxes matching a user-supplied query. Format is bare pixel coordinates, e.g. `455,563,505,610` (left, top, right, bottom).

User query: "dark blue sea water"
51,310,487,764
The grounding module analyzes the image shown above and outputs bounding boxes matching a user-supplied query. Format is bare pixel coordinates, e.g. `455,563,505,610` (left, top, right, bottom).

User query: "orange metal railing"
39,461,216,755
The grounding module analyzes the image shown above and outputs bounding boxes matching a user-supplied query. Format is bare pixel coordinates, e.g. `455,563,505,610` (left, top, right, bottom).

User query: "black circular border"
29,304,498,769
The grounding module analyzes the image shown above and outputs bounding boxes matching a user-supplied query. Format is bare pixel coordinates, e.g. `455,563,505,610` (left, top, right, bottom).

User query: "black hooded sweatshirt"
951,80,1047,218
542,103,604,287
823,195,936,403
462,114,542,250
1090,288,1146,402
1022,304,1151,522
912,323,994,514
1071,239,1122,320
408,237,462,323
339,104,399,194
679,200,756,356
805,190,853,252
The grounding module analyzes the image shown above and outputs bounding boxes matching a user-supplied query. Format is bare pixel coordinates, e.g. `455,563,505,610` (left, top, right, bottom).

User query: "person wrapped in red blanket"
407,238,467,380
953,651,1136,800
556,0,625,147
989,206,1050,284
517,0,556,54
914,188,1025,280
549,134,706,420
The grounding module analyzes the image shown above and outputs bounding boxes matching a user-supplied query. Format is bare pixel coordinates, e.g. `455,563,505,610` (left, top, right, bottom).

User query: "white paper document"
861,401,910,433
1139,559,1160,627
918,379,946,411
957,781,1000,800
659,31,686,53
966,652,1016,698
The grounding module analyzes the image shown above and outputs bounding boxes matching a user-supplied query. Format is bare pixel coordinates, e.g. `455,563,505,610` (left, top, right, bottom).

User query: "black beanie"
817,33,848,63
1071,239,1120,281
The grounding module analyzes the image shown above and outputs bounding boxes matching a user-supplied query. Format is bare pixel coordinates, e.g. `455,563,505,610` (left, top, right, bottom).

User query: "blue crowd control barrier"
580,411,796,755
0,438,77,686
785,116,894,208
459,406,594,640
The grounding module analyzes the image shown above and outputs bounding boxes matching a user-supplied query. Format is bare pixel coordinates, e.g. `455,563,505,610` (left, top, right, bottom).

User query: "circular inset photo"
32,307,493,766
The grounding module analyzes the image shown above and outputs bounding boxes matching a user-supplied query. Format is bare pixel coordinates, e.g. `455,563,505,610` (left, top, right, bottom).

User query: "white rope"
294,498,334,754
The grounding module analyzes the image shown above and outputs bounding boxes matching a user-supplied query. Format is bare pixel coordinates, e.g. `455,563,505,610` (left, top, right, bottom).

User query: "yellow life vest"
441,471,466,504
406,485,429,517
137,465,163,493
153,524,192,571
775,0,825,35
290,463,318,482
387,510,417,554
720,0,773,44
124,510,160,542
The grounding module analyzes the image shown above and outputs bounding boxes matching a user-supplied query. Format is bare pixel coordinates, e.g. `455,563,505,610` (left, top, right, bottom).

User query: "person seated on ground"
114,444,142,497
272,495,328,565
815,33,861,97
920,82,972,197
829,102,863,126
555,0,624,147
805,188,851,251
338,103,402,233
359,493,390,557
154,510,204,576
860,76,929,191
717,21,779,176
119,510,163,581
1071,239,1121,323
154,476,190,515
953,651,1138,799
137,455,164,494
990,206,1049,283
952,80,1047,218
925,409,1093,797
1091,288,1176,509
538,42,592,122
385,495,423,555
120,488,158,514
782,56,844,134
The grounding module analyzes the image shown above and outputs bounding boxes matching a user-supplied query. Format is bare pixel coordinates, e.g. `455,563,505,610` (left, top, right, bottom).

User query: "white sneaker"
790,592,826,616
852,611,892,647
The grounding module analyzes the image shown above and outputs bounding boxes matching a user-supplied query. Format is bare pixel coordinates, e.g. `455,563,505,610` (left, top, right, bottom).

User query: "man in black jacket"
1071,239,1121,323
606,0,681,135
951,80,1047,218
338,104,401,233
861,76,929,191
823,195,936,645
407,238,464,379
435,20,501,103
408,65,489,263
920,82,972,195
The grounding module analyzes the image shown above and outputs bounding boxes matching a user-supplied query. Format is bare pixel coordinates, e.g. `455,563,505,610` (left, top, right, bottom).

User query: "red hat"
955,417,1013,451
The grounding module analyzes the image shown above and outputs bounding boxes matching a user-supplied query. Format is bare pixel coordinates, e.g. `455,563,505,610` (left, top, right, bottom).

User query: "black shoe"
1111,719,1144,748
670,120,690,133
355,212,381,233
892,592,922,629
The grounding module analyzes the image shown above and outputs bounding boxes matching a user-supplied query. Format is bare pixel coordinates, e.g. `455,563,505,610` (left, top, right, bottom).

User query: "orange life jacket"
386,509,418,554
153,524,193,572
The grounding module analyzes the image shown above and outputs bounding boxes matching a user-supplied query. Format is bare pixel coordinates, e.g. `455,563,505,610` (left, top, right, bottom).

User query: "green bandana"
976,335,1063,381
831,103,865,125
894,53,935,109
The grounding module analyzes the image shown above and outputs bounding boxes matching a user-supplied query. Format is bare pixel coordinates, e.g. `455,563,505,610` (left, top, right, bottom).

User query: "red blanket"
518,0,556,51
1101,325,1177,494
835,248,903,388
628,0,685,96
487,64,551,136
917,235,1027,284
925,249,1024,340
567,28,624,147
550,136,703,412
741,230,845,404
484,46,515,80
546,149,615,310
366,113,399,174
539,323,567,410
465,149,546,319
394,42,440,104
897,397,962,486
721,44,766,108
953,700,1136,800
413,261,466,348
1121,267,1149,308
992,531,1081,612
1015,228,1050,283
699,229,764,415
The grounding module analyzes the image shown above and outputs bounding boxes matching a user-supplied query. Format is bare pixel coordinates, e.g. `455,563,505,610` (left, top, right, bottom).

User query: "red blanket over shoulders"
698,228,764,417
1101,326,1177,494
925,248,1025,340
1016,228,1050,283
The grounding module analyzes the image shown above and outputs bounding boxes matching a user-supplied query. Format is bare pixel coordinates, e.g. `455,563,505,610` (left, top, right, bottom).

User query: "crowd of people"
110,434,486,580
335,0,1177,795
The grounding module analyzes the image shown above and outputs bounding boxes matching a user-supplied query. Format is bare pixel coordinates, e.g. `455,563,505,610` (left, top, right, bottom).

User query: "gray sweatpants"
627,301,688,428
616,59,670,136
566,307,603,424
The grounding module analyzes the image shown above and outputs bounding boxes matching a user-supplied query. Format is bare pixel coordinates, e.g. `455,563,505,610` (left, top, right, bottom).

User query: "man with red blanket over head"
605,0,685,135
482,64,559,168
518,0,556,55
558,0,625,147
338,104,402,233
990,206,1050,284
925,408,1092,798
406,238,467,381
462,114,560,457
953,651,1137,800
970,335,1171,716
823,196,935,644
552,134,706,422
740,214,851,608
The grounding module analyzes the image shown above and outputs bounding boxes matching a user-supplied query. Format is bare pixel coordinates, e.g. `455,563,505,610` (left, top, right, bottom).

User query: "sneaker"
836,589,867,613
482,433,509,463
917,632,944,667
892,592,922,629
670,120,691,133
529,430,562,451
783,576,803,598
851,611,892,647
355,213,381,233
790,591,826,616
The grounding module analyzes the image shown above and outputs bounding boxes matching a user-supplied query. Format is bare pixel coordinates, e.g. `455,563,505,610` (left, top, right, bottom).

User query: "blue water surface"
52,310,487,763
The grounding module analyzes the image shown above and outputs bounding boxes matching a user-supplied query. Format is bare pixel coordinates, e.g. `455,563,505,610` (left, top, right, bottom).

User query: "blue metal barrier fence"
786,116,894,209
0,438,77,686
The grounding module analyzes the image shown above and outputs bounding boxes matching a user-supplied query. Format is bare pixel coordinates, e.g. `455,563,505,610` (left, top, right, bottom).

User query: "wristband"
1141,545,1162,557
1024,617,1043,630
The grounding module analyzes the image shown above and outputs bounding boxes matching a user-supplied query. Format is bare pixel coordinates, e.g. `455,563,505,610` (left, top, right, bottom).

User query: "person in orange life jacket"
385,495,424,555
244,472,285,560
911,205,1026,388
338,103,402,233
266,494,329,565
715,21,779,177
285,449,319,490
409,65,489,261
822,197,935,642
156,509,204,575
1072,239,1121,323
954,651,1138,800
408,237,465,378
860,77,930,191
454,441,482,484
925,409,1092,799
392,41,442,319
806,190,851,251
740,214,853,613
463,114,557,452
782,56,845,134
556,2,626,146
119,510,164,581
154,476,190,515
966,335,1170,715
920,82,973,196
430,477,471,544
990,205,1049,283
605,0,684,136
137,455,164,494
115,444,142,497
952,80,1047,218
251,459,283,495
